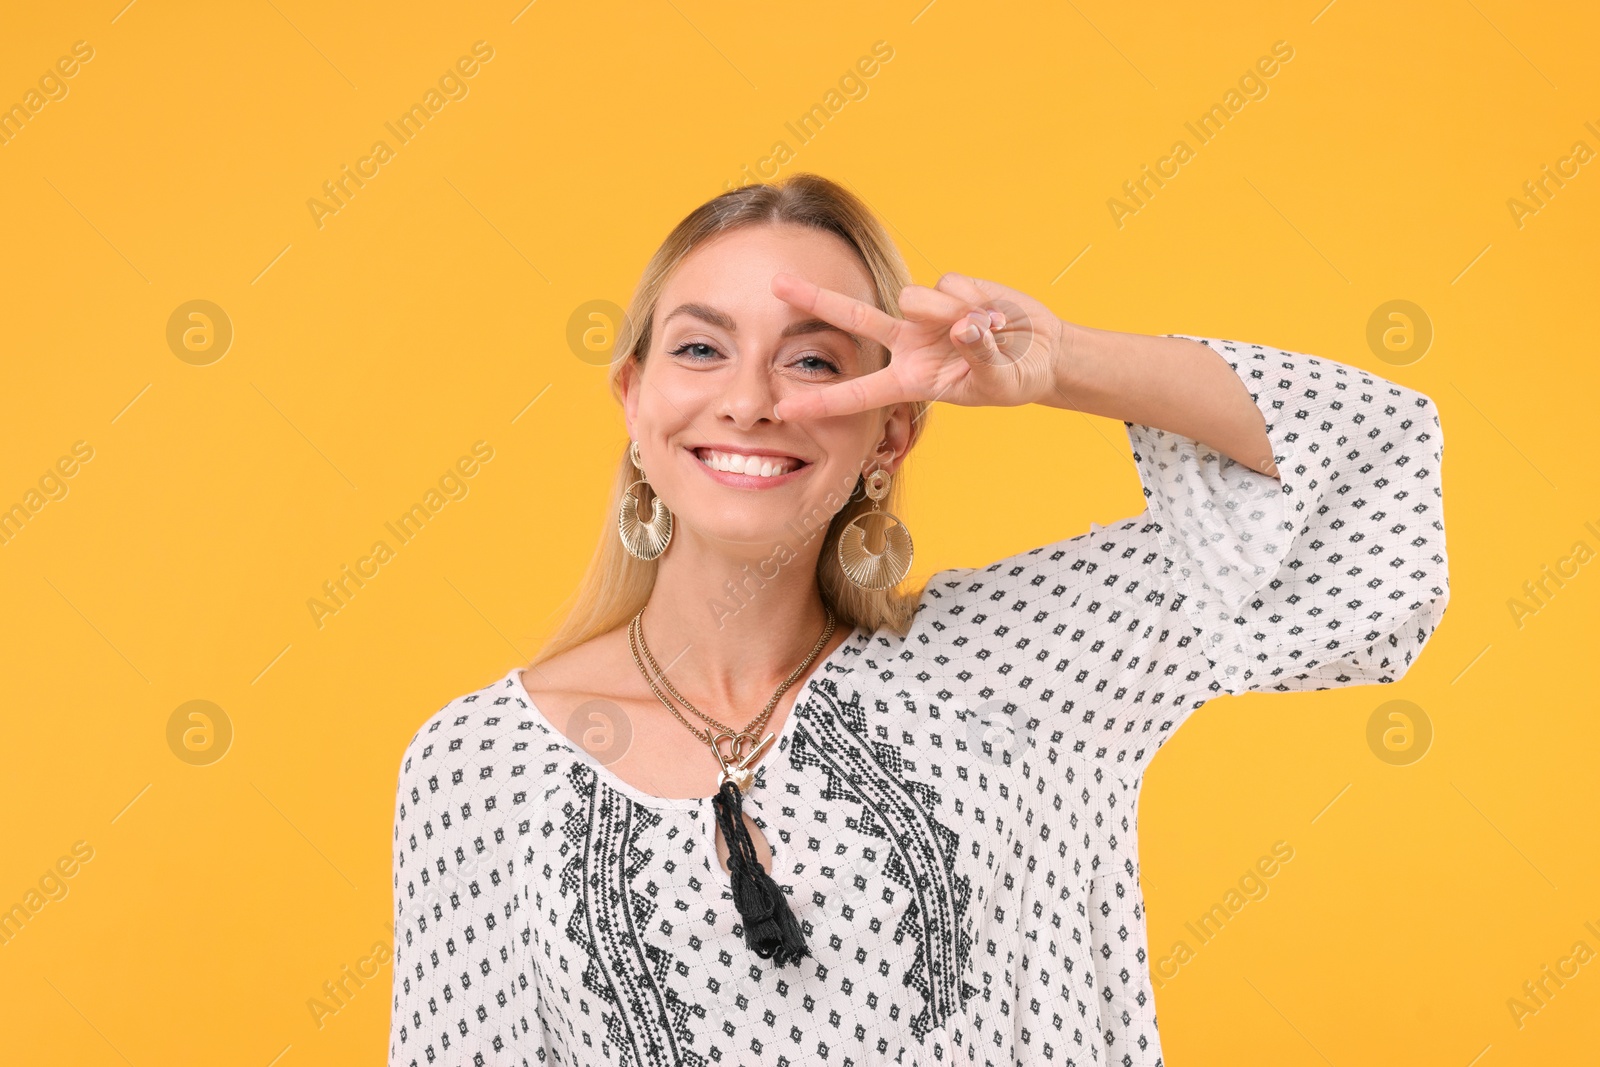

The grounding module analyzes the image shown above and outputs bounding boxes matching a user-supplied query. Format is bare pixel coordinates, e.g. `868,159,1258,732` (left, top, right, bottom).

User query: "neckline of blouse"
504,624,868,812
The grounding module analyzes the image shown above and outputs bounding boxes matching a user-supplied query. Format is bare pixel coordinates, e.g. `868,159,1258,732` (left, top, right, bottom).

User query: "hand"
768,271,1072,421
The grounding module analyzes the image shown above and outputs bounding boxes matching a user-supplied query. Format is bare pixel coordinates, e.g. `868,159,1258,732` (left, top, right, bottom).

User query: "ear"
875,401,916,475
618,357,641,440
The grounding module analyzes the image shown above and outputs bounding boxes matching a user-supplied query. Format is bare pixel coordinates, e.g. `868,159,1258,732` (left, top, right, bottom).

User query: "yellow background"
2,1,1595,1063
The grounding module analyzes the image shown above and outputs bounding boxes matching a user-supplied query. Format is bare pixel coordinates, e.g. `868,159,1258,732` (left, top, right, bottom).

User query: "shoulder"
390,671,536,932
393,668,541,818
867,513,1172,668
910,516,1159,623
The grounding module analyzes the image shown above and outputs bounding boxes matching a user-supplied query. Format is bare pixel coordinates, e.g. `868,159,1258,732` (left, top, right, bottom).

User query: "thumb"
951,309,1004,367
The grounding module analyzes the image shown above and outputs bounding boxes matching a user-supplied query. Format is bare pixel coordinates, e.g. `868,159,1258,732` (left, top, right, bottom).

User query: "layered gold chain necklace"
627,604,836,790
626,603,837,966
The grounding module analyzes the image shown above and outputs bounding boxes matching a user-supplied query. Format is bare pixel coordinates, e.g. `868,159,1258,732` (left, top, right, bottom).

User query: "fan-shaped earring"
837,466,913,590
619,440,673,561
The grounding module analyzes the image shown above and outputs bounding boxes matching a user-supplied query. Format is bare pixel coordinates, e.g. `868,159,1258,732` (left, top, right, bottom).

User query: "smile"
689,446,812,487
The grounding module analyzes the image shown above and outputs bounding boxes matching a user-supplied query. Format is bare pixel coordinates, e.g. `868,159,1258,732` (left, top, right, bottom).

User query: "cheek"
808,447,869,505
634,391,695,446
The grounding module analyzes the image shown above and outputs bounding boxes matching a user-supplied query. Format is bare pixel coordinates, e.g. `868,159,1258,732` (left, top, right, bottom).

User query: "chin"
687,506,812,551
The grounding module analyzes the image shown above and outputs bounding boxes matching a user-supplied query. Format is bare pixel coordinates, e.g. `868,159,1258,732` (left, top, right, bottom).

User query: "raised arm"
1047,324,1280,480
768,269,1450,700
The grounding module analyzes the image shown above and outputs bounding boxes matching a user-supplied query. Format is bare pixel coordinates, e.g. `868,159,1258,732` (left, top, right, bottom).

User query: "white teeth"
696,449,800,477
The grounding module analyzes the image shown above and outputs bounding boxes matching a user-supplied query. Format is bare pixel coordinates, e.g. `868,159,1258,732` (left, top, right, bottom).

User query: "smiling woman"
387,173,1451,1067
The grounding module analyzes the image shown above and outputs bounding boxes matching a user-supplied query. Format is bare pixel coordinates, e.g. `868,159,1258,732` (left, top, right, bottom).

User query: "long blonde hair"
528,173,931,669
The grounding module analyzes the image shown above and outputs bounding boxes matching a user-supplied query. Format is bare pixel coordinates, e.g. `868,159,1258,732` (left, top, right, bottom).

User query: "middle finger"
770,272,901,351
899,283,988,327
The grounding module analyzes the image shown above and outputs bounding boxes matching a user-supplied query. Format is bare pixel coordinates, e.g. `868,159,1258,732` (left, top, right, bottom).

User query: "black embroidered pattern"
786,678,978,1041
558,763,706,1066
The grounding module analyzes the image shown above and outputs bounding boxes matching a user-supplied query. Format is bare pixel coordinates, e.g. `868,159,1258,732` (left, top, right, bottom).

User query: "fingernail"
989,310,1005,330
958,322,980,343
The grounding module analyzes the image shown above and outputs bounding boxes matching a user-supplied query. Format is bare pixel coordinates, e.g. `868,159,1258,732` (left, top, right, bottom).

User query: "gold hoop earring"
837,465,913,590
619,440,673,560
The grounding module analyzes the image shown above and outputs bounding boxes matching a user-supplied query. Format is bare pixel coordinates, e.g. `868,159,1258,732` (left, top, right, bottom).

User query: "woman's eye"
794,353,840,375
668,341,719,360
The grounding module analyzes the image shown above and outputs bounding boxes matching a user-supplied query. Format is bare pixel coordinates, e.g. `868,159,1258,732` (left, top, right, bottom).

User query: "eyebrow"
660,302,864,352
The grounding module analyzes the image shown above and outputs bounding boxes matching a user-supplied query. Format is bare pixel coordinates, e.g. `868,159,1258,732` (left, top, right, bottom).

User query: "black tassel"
711,778,810,966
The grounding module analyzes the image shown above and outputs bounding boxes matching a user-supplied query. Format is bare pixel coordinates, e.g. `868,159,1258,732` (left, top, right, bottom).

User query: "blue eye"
668,341,718,360
794,354,840,374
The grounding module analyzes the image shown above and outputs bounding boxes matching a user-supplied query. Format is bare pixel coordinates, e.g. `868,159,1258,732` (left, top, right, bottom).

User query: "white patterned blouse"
388,336,1451,1066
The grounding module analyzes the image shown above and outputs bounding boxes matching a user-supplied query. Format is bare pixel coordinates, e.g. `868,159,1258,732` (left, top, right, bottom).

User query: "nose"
716,349,780,429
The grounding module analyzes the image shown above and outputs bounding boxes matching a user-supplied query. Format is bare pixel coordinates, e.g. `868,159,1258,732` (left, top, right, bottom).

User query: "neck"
637,528,840,717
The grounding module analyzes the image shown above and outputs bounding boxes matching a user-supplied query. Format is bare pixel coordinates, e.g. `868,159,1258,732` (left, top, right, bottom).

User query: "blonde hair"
528,173,931,670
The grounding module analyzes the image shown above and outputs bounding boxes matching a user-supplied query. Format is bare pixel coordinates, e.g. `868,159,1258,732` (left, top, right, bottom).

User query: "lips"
691,447,808,478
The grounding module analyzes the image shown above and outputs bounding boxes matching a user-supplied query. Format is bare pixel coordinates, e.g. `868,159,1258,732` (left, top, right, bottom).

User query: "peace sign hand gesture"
769,271,1073,421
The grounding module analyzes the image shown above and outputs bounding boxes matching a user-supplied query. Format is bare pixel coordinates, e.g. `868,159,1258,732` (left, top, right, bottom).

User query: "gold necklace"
628,604,837,792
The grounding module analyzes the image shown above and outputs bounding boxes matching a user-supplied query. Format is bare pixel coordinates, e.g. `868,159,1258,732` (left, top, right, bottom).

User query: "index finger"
770,272,901,352
772,365,915,421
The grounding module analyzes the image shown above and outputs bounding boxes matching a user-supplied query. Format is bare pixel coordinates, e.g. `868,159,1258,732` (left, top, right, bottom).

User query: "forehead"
657,223,877,318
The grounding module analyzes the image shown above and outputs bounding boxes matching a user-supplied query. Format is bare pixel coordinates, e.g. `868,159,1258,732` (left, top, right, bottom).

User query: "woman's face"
620,222,912,555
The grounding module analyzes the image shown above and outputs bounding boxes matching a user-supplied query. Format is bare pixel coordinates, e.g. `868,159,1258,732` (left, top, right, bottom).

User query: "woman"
388,174,1449,1066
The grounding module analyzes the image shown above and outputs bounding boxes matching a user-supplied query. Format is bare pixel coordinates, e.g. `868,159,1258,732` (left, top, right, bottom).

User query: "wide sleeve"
388,704,531,1066
1127,336,1451,696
